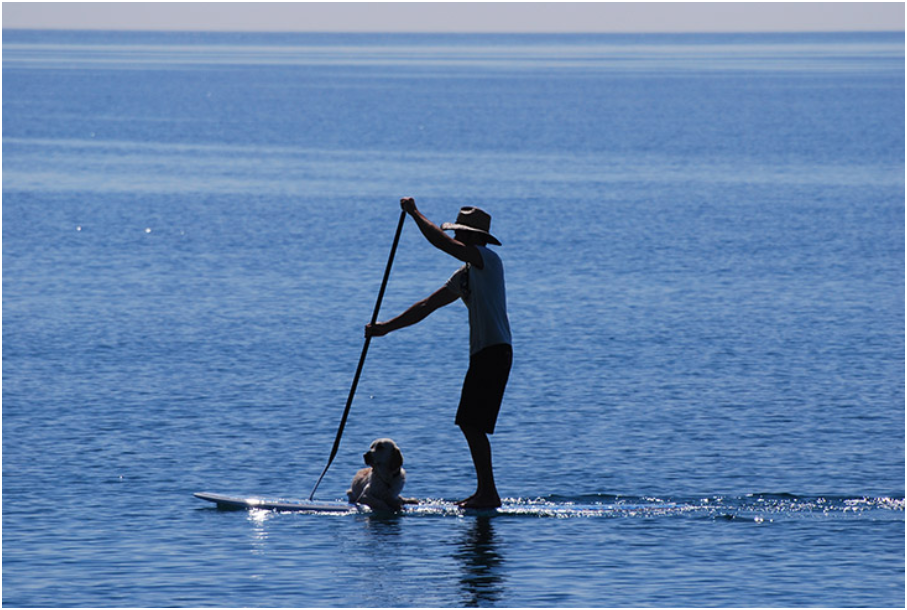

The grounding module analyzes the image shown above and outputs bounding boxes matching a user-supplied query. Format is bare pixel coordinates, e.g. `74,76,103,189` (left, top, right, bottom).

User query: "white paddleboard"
194,492,365,513
194,491,672,516
193,491,501,514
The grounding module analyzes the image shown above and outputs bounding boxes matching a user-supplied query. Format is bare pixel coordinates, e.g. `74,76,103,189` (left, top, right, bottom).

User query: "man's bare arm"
366,286,459,338
401,197,484,268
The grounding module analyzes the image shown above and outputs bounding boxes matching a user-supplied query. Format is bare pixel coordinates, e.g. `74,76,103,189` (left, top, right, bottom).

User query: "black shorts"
455,343,512,435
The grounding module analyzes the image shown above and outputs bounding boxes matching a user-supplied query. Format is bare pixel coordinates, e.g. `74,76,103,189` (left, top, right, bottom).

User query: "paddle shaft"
309,209,407,500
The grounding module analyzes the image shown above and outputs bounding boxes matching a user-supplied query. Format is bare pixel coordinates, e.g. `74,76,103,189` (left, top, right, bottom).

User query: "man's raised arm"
401,197,483,267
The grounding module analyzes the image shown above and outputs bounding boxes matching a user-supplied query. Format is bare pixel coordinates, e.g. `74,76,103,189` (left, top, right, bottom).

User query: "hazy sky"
2,2,904,33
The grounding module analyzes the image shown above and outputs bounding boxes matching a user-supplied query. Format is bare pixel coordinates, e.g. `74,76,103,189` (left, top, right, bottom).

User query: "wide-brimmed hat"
440,207,501,246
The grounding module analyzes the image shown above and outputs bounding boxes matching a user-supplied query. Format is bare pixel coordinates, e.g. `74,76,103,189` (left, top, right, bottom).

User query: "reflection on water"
361,513,404,540
454,516,506,607
247,509,271,557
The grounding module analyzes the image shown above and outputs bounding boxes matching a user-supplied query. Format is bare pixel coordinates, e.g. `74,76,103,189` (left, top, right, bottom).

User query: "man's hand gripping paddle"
308,210,407,500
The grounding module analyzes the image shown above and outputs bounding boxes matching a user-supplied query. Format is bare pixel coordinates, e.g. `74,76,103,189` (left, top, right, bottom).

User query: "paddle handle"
309,209,407,500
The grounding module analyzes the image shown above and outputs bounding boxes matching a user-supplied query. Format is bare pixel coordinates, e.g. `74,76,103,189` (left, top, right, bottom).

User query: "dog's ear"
391,446,403,471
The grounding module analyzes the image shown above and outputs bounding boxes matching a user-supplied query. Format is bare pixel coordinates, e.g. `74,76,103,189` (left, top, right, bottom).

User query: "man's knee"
459,424,485,439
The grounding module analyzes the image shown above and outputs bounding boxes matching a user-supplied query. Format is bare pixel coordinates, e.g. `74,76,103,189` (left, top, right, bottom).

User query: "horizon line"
4,26,905,35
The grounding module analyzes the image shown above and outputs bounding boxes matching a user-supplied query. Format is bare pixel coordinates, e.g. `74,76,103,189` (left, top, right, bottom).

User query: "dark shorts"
455,343,512,435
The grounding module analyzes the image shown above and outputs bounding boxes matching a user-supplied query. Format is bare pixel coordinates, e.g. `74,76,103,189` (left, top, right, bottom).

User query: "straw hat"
440,207,501,246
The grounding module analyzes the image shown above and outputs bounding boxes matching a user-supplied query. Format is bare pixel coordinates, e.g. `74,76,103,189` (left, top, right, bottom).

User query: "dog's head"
363,438,403,473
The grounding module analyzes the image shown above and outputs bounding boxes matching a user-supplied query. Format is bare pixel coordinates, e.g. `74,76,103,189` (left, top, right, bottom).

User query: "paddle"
308,209,407,500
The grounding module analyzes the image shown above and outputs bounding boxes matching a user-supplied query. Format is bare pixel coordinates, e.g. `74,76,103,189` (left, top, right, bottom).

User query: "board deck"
194,492,364,513
194,491,675,516
193,492,471,514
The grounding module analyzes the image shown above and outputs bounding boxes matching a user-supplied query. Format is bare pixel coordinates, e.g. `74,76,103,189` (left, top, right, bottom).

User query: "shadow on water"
453,515,506,607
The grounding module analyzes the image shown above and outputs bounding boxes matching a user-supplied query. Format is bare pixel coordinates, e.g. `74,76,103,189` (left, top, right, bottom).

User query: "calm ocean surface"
3,30,904,607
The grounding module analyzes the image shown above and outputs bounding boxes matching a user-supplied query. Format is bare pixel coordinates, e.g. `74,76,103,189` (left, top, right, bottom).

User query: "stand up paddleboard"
194,491,675,517
194,492,462,514
194,492,365,513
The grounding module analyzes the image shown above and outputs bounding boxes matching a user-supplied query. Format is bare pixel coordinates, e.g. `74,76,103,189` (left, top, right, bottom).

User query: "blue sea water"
2,29,904,607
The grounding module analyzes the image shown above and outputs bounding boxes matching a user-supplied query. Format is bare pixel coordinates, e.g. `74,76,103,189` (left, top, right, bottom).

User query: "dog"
347,438,416,511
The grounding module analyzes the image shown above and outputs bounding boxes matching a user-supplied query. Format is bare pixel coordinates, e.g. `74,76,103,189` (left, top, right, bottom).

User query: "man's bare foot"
455,494,476,507
459,494,501,509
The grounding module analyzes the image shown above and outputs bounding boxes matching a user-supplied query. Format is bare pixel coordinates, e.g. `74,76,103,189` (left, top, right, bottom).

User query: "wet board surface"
193,491,677,517
194,492,364,513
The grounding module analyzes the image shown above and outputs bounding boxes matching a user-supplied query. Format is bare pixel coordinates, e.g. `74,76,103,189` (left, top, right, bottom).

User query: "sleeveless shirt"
445,245,512,355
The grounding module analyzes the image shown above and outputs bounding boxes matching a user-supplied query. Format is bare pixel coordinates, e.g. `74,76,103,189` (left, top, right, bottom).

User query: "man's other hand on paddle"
364,322,389,338
366,287,458,339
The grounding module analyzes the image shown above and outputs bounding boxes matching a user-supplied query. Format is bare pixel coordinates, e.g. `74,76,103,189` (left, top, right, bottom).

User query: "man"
366,197,512,509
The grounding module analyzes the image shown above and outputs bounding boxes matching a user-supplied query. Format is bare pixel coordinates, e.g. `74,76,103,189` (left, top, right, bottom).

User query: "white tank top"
445,246,512,355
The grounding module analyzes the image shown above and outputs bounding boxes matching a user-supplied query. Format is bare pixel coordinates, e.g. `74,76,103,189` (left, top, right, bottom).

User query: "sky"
2,2,904,33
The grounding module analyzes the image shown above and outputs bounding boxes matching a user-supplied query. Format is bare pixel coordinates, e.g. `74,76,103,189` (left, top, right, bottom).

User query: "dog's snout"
363,452,372,465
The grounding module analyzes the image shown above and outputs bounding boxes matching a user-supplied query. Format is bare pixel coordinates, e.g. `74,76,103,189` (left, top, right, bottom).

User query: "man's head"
441,207,501,246
454,228,488,246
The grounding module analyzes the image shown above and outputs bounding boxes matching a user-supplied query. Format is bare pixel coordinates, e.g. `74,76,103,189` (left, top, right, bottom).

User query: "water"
3,30,904,607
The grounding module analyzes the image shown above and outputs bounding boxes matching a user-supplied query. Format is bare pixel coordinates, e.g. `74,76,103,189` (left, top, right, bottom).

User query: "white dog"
347,438,415,511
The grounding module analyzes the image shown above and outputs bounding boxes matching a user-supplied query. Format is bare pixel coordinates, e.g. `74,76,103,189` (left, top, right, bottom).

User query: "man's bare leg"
458,425,502,508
